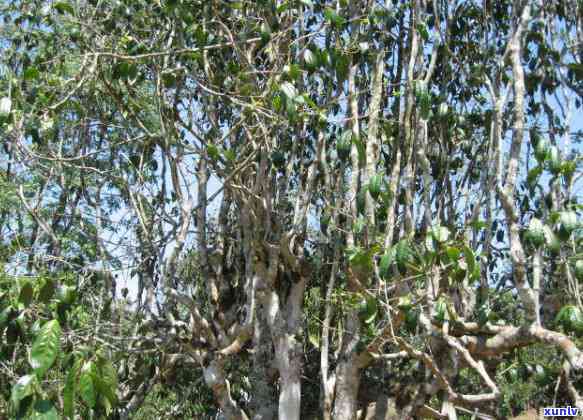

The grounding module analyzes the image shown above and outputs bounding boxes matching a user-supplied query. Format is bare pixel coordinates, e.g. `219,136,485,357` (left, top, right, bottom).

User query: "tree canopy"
0,0,582,419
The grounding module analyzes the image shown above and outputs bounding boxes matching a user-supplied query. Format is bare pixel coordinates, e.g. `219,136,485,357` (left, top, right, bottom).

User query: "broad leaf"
96,356,118,406
379,249,395,279
30,320,61,378
63,358,82,419
526,166,542,188
37,279,55,303
0,97,11,115
79,361,97,408
462,245,479,280
24,67,40,81
54,1,74,15
431,226,450,243
308,325,320,349
556,305,583,334
280,82,297,100
0,305,13,329
362,296,378,324
30,400,59,420
18,282,34,307
395,240,414,274
575,260,583,281
11,374,37,410
323,9,346,27
346,246,373,273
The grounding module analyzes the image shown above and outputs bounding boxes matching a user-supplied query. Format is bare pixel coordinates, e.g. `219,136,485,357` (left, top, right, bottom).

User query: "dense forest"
0,0,582,419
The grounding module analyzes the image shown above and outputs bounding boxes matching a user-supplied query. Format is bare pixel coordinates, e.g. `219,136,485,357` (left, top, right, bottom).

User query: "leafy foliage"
0,0,582,419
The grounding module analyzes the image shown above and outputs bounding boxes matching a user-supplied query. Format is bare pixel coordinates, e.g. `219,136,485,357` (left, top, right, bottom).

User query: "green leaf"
368,174,384,200
0,306,13,329
567,63,583,81
260,22,271,43
280,81,297,100
434,297,448,321
556,305,583,334
525,218,546,248
323,9,346,27
526,166,543,188
358,295,378,324
57,285,77,304
272,93,283,112
445,246,461,262
96,356,118,406
284,64,302,80
79,361,97,408
63,358,82,419
559,211,579,234
54,1,74,14
543,225,561,254
337,130,352,160
293,94,306,105
285,100,298,121
431,225,450,243
18,282,34,307
379,249,395,279
112,62,138,80
363,296,378,324
462,246,479,280
561,160,577,180
416,22,430,41
346,246,373,272
303,49,319,70
356,187,367,214
395,240,414,274
38,279,55,303
30,320,61,378
547,145,562,175
533,135,549,162
271,151,286,168
308,325,320,348
353,215,366,234
438,103,449,118
334,53,350,85
162,73,176,88
469,220,488,230
477,303,492,326
0,97,11,115
404,308,419,331
11,374,37,410
415,81,431,119
352,133,366,166
425,234,436,252
30,400,58,420
207,144,220,161
396,294,413,310
24,67,40,81
574,260,583,281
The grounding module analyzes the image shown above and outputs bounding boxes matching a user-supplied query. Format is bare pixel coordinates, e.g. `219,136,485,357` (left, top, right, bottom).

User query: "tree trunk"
332,311,362,420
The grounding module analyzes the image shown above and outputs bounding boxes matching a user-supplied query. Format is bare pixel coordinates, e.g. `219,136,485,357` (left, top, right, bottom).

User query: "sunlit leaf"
431,225,450,243
0,97,11,115
280,81,297,100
